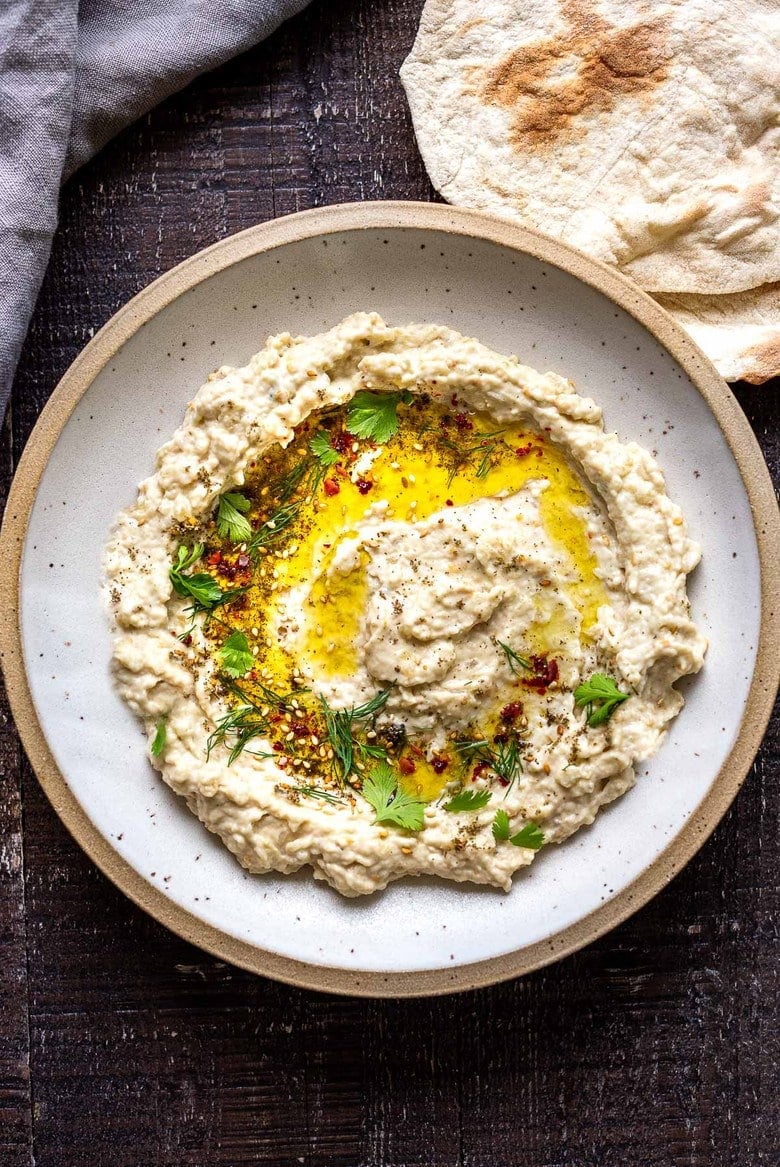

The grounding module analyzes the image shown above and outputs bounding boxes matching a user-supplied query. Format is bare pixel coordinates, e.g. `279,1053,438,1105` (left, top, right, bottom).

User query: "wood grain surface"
0,2,777,1164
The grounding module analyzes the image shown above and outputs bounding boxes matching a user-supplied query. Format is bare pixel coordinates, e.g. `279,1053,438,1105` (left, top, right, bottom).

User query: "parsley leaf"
309,432,340,467
497,640,532,676
151,717,167,758
346,390,411,444
170,544,246,617
492,809,544,849
444,788,492,813
573,673,629,727
219,630,254,678
362,760,426,831
169,544,224,608
492,809,511,841
216,491,252,543
511,822,545,850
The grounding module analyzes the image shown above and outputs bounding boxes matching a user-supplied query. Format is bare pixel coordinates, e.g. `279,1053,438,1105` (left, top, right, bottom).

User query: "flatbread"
655,284,780,383
401,0,780,302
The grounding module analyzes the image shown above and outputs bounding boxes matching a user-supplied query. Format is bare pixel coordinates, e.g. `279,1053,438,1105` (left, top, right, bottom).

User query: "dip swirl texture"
104,313,706,896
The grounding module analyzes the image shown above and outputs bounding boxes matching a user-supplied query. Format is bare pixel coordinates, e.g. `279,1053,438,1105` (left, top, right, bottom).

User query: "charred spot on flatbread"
479,1,671,149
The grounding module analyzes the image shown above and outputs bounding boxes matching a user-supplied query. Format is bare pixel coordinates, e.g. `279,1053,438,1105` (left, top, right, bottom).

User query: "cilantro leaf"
492,809,545,849
219,630,254,678
492,808,511,841
169,544,238,612
573,673,629,727
216,491,252,543
497,640,532,676
169,544,223,606
346,390,410,444
444,788,492,813
151,717,167,758
362,760,426,832
510,822,545,850
309,432,340,467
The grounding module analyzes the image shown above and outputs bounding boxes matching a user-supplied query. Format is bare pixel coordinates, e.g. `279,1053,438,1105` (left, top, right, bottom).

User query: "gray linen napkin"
0,0,312,415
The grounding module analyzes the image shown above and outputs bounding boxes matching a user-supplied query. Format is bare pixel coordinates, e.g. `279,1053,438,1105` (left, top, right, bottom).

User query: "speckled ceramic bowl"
1,203,777,996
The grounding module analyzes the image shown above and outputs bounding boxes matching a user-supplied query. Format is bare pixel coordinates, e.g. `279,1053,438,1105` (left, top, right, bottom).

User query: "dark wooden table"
1,3,777,1164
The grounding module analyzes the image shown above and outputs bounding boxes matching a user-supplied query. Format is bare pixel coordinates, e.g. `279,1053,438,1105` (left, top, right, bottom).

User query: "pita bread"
401,0,780,301
655,284,780,383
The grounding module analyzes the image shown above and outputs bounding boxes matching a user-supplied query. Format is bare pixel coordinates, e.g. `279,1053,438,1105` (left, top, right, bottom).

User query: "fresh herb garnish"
216,491,252,543
206,680,295,763
454,735,523,789
511,822,545,849
497,640,532,676
218,630,254,678
443,788,492,813
320,689,391,783
345,390,411,444
169,544,224,609
573,673,629,727
310,432,340,467
151,717,167,758
245,499,300,556
297,785,342,806
245,456,331,557
492,809,544,849
438,428,506,485
362,760,426,831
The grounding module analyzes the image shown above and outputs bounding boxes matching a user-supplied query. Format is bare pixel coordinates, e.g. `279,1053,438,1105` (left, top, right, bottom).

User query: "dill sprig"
320,689,392,784
453,733,523,791
497,640,532,676
245,456,327,558
206,679,297,764
437,428,506,485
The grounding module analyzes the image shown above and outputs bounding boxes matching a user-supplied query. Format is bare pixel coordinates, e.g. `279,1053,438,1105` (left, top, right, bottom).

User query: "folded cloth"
0,0,312,416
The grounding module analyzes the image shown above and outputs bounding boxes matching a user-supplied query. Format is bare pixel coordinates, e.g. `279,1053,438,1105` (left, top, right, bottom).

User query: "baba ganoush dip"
104,313,707,897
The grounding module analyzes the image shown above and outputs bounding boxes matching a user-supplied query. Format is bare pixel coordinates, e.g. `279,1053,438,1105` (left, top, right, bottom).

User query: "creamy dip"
104,313,706,896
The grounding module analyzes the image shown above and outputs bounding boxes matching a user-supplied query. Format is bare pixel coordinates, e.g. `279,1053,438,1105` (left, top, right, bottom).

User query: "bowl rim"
1,200,778,997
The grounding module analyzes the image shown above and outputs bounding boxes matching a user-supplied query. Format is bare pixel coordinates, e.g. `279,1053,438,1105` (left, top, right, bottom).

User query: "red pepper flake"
431,755,450,775
207,551,222,566
524,655,559,693
493,732,509,746
399,756,417,776
355,478,373,495
450,393,459,406
183,634,193,647
500,702,523,723
536,448,543,457
515,443,533,458
333,431,353,455
272,740,285,752
445,499,454,507
323,478,340,496
454,412,473,432
291,722,309,737
472,761,489,781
